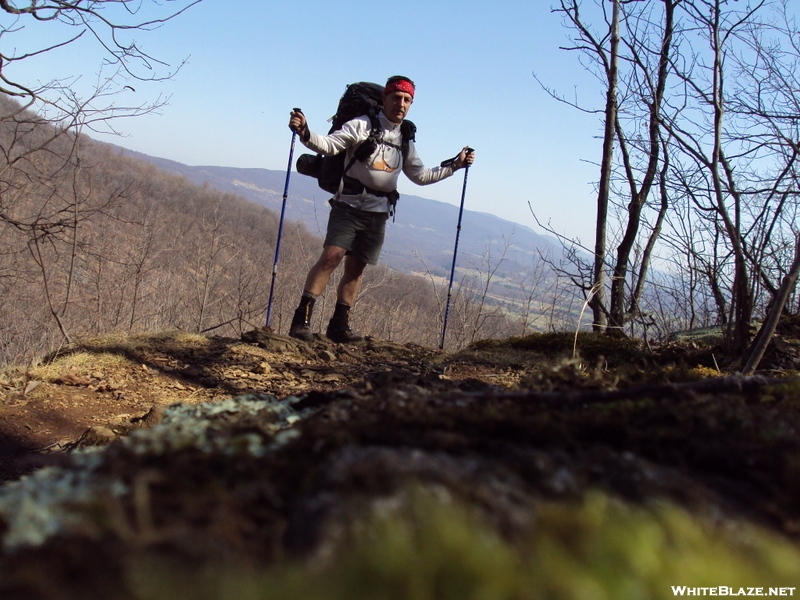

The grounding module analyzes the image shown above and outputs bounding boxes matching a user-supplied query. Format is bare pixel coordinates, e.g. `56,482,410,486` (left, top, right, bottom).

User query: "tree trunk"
742,235,800,375
590,0,619,333
608,0,674,332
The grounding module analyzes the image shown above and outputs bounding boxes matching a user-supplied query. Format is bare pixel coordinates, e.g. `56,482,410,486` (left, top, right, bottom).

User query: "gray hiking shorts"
324,201,389,266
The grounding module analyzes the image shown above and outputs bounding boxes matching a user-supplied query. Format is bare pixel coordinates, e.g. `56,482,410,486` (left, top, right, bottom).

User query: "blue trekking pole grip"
439,148,473,350
266,108,302,329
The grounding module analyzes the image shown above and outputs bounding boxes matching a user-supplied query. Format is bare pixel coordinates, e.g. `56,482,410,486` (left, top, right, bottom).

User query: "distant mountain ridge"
118,147,561,278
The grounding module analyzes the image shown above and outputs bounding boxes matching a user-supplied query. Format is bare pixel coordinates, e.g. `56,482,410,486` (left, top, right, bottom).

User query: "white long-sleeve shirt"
303,112,455,213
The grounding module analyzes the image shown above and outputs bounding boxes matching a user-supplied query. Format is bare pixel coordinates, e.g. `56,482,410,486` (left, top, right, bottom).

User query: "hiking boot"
288,305,314,342
326,318,363,344
289,321,314,342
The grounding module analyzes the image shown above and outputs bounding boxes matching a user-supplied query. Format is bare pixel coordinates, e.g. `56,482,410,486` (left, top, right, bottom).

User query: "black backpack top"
296,81,416,201
327,81,384,134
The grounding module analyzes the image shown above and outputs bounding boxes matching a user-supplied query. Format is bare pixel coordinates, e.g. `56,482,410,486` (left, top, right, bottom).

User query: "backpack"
295,81,416,203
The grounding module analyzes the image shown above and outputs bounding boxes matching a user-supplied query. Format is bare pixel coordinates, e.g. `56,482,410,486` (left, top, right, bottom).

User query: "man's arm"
403,144,475,185
288,110,368,156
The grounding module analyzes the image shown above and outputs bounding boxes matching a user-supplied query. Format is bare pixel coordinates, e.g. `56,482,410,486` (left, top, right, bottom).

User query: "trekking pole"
266,108,302,329
439,148,473,350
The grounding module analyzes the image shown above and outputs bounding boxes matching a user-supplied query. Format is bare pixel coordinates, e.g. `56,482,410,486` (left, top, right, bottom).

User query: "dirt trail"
1,328,799,598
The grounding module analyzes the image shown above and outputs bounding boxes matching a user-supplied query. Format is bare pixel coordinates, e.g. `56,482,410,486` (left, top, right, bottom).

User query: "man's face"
382,91,413,123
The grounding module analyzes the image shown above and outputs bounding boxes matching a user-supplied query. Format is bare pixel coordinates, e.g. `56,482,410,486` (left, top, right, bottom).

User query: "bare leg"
303,245,347,295
289,245,348,341
292,246,367,343
337,254,367,306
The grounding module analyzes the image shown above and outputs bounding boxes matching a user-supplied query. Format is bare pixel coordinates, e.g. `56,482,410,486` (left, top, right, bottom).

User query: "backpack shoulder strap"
400,119,416,158
336,112,382,201
368,112,381,133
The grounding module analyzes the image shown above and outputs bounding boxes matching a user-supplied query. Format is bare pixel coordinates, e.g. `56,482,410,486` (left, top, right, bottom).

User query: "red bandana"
384,80,415,98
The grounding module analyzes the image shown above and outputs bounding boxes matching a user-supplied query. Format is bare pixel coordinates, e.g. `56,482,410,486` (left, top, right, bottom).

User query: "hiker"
286,75,474,343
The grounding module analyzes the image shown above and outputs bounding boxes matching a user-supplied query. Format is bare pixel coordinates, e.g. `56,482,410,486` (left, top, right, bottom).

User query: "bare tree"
0,0,202,175
0,1,202,349
544,0,676,335
547,0,800,364
553,0,620,331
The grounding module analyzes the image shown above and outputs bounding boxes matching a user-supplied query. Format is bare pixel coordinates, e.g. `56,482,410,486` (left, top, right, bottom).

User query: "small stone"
320,373,344,382
135,405,166,428
318,350,337,363
252,362,272,375
75,426,117,447
56,373,91,386
23,380,41,395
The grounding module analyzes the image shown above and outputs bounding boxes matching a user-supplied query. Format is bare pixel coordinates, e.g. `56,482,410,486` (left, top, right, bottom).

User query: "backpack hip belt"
340,175,398,200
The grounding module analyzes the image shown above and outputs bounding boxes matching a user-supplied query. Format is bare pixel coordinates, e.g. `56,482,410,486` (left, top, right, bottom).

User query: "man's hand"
454,147,475,170
289,109,309,141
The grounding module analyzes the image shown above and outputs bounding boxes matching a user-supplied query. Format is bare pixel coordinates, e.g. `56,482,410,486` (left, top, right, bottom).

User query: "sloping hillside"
118,148,564,277
1,329,799,598
2,96,532,366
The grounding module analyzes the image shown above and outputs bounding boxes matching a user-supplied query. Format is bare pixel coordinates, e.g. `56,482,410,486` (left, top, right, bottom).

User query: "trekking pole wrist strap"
440,154,460,170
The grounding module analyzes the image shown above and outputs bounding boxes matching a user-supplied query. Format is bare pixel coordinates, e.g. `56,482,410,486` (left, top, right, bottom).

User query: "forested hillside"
120,148,564,279
118,147,584,339
0,95,550,367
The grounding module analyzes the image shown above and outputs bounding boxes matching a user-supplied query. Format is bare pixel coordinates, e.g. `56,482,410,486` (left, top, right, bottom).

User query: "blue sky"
8,0,608,244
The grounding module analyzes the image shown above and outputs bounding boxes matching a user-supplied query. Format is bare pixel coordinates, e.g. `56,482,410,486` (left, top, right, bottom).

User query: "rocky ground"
1,327,800,599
